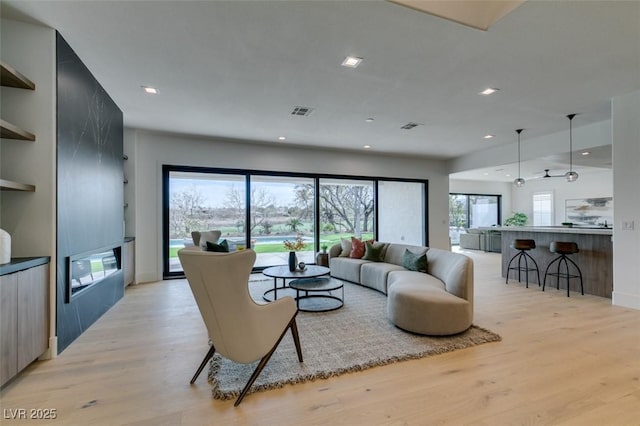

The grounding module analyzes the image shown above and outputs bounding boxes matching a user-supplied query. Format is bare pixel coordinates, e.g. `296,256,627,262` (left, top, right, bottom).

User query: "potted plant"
503,212,528,227
321,244,328,253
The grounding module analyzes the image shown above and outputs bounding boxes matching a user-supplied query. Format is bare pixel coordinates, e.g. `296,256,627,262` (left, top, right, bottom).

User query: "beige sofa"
329,242,473,335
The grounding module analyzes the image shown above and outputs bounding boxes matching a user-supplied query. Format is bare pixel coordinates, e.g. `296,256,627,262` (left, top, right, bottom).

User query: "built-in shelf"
0,179,36,192
0,118,36,141
0,62,36,90
0,63,37,194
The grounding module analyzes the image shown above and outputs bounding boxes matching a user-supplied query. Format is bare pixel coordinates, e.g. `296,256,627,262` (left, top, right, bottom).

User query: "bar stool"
543,241,584,297
506,239,540,287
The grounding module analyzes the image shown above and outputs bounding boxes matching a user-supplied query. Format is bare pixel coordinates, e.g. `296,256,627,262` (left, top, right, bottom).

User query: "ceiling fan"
541,169,565,179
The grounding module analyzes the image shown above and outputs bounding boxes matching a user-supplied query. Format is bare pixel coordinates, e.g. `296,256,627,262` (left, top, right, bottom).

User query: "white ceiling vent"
400,122,421,130
291,106,314,116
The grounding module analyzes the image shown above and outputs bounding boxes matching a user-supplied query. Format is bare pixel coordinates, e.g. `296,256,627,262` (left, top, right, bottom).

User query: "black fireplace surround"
56,32,124,352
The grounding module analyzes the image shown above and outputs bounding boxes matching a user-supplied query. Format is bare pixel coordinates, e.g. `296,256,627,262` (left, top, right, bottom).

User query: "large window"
250,175,315,267
318,178,375,250
533,192,553,226
449,193,501,245
164,166,428,277
167,171,245,272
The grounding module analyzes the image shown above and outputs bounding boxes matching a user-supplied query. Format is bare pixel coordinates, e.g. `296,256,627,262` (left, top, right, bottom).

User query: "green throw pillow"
402,249,427,272
363,241,385,262
206,239,229,253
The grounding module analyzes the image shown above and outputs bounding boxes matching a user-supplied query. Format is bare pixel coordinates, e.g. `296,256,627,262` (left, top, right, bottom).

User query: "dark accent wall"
56,33,124,353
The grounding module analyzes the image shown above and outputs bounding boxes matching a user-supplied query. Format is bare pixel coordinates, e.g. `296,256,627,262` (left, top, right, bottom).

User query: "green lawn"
169,232,373,258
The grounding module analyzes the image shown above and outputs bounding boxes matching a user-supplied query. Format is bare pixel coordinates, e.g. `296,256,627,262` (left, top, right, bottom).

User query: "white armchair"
178,248,303,406
191,230,222,249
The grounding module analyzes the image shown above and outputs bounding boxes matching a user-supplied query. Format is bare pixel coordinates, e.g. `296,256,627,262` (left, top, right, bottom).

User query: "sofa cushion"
360,262,406,294
426,249,473,301
383,244,428,267
466,228,483,234
362,241,386,262
330,257,370,283
339,238,352,257
387,270,445,291
349,237,367,258
402,249,427,272
205,239,229,252
387,282,472,335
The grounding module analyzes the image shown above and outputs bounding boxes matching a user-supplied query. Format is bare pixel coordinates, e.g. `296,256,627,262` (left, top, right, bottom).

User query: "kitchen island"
498,226,613,298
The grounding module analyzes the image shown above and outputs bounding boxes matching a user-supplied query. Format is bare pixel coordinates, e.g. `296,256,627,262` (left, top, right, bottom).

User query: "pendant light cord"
517,129,523,178
567,114,576,173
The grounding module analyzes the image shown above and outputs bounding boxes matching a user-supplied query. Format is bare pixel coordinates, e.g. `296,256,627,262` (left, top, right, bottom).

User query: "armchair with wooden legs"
178,248,303,406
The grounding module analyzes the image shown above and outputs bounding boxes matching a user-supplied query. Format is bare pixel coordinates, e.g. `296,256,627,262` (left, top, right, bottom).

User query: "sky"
169,175,301,208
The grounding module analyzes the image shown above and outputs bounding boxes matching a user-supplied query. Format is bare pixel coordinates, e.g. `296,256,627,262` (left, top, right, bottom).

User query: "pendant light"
513,129,525,187
565,114,579,182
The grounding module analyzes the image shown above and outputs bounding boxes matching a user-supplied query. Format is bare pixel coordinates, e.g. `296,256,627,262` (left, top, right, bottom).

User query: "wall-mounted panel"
56,32,124,352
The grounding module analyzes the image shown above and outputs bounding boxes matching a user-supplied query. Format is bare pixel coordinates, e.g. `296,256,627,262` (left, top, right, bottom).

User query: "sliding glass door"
318,178,375,250
164,166,428,277
249,175,315,268
449,193,501,245
167,171,245,272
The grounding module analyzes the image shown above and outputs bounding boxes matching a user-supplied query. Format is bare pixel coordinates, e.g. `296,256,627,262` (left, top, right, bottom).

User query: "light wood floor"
1,249,639,425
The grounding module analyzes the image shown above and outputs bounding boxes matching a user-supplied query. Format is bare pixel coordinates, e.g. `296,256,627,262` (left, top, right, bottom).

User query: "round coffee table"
289,277,344,312
262,265,330,302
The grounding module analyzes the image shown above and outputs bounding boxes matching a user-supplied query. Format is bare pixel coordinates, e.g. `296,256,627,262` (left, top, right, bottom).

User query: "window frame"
162,165,429,278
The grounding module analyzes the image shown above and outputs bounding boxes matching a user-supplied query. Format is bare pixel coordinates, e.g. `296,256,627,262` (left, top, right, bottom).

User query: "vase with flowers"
283,235,307,272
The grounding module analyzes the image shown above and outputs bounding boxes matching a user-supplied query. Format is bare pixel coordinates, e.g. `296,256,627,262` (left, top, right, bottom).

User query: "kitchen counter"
499,227,613,298
495,226,612,235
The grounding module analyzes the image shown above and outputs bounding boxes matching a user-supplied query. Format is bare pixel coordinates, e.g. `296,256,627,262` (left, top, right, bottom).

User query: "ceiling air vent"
400,122,421,130
291,106,314,116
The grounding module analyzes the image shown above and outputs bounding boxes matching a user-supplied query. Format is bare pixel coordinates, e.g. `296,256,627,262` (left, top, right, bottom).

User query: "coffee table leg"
274,277,277,300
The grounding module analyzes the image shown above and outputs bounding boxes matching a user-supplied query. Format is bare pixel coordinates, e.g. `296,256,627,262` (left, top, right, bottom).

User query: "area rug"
208,279,501,400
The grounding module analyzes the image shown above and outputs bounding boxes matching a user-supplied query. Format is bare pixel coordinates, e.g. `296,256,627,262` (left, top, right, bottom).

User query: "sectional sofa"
329,242,474,335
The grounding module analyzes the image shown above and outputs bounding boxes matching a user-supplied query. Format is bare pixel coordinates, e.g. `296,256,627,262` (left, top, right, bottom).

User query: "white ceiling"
3,1,639,174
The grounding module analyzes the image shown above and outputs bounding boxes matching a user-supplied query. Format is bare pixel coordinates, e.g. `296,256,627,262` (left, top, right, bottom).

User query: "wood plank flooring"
1,249,639,425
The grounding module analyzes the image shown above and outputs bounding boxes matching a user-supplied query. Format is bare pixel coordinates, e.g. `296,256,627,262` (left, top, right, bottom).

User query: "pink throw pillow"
349,237,370,258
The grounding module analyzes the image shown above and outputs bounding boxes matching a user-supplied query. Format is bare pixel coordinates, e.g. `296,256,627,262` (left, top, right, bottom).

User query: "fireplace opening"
67,245,121,302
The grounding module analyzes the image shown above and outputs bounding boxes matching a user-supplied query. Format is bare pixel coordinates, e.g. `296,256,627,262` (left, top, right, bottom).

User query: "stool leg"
523,252,541,286
506,252,520,284
564,255,584,296
543,257,562,292
561,256,570,296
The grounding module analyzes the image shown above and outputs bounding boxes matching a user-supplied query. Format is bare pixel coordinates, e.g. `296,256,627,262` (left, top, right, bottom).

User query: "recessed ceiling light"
365,118,374,123
341,56,363,68
479,88,499,95
483,172,489,176
142,86,158,94
581,151,591,156
483,134,494,139
278,136,286,141
505,174,511,177
363,145,371,149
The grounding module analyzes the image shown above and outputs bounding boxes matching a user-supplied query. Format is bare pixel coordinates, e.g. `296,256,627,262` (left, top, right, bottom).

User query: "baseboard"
136,271,159,284
612,291,640,310
38,336,58,360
